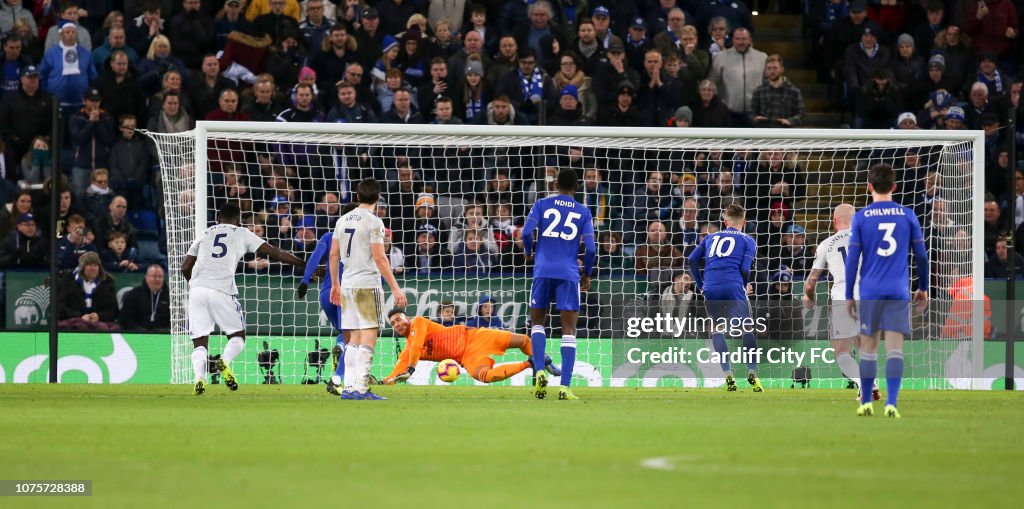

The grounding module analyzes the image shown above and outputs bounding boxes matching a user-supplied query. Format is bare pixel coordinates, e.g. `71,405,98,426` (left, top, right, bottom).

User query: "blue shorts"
530,277,580,312
702,285,752,321
319,289,342,331
858,298,910,336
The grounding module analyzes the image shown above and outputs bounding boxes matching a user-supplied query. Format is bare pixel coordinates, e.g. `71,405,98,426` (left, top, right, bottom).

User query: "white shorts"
189,286,245,339
829,301,860,341
340,287,384,330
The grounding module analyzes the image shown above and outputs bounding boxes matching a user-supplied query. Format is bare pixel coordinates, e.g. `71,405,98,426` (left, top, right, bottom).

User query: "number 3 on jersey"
707,236,736,258
876,222,897,257
542,209,582,240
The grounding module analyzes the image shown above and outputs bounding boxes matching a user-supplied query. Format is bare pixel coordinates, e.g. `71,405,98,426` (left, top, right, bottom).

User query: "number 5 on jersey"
211,233,228,258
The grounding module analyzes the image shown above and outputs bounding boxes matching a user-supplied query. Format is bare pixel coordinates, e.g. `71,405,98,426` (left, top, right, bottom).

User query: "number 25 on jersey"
542,209,582,240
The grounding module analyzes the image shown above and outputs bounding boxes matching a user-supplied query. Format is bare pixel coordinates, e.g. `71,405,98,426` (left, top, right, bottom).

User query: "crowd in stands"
1,0,1021,334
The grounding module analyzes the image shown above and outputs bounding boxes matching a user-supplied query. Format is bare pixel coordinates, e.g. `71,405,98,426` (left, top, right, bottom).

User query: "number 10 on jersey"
708,236,736,257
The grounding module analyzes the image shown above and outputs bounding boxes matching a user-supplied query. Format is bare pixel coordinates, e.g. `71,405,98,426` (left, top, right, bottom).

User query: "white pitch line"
639,457,677,471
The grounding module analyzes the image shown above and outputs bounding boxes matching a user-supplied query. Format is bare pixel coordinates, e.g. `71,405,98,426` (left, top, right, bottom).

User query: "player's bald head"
834,203,855,229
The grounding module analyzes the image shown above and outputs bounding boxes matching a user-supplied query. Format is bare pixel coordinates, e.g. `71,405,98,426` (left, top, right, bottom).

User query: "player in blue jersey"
522,169,597,400
687,203,764,392
297,203,359,396
845,164,929,418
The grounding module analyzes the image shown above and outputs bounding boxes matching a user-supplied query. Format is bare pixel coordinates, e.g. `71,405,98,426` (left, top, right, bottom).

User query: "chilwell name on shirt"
863,207,906,217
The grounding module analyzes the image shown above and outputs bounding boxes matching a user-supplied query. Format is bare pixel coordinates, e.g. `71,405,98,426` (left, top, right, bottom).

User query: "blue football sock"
742,332,757,373
860,352,878,405
560,335,576,386
333,333,345,380
712,333,731,374
886,350,904,407
530,325,546,373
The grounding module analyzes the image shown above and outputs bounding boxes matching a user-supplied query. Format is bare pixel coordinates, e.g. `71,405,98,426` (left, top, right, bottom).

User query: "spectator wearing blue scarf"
495,48,555,125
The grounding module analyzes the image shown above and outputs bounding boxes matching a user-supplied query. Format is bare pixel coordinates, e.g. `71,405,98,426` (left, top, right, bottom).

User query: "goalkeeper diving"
383,309,560,384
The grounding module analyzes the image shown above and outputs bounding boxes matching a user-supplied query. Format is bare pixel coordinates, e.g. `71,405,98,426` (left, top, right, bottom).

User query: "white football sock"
356,344,375,392
222,336,245,363
191,346,208,382
343,345,358,390
836,352,860,382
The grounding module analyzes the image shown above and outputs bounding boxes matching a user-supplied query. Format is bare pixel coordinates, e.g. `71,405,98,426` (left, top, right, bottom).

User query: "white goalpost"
147,123,986,389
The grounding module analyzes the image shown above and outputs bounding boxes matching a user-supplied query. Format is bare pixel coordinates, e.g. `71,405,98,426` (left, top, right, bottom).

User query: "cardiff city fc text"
624,346,836,366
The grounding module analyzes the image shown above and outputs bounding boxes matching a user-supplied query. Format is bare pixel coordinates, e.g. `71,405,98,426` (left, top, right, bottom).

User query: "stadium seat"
137,238,167,266
129,210,160,233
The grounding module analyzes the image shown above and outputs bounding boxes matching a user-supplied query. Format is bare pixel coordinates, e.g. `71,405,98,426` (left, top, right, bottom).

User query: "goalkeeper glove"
385,368,415,385
296,283,308,299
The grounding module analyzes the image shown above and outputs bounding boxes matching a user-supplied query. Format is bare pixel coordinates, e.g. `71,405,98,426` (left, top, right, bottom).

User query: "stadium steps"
752,13,840,129
799,152,855,175
803,97,831,112
804,112,843,126
796,161,869,240
799,182,870,243
755,27,805,39
753,14,803,29
786,68,817,83
750,14,848,240
802,188,867,200
757,40,805,62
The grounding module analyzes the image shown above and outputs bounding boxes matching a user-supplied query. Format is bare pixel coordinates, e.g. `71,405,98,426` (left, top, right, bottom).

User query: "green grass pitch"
1,385,1022,509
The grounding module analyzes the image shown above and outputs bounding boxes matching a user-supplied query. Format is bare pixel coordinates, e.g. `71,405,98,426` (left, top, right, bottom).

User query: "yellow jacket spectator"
246,0,301,22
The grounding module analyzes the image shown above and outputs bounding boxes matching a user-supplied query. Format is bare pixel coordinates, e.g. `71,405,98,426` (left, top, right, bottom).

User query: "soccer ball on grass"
436,359,460,383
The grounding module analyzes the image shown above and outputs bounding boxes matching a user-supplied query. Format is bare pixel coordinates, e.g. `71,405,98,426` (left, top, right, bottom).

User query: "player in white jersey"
329,178,407,400
802,204,879,401
182,203,305,396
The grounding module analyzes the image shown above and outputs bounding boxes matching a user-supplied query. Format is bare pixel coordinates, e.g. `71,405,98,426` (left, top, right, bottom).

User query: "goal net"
147,123,985,389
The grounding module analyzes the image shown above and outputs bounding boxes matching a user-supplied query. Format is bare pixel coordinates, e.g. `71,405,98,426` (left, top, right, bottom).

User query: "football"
436,359,460,383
